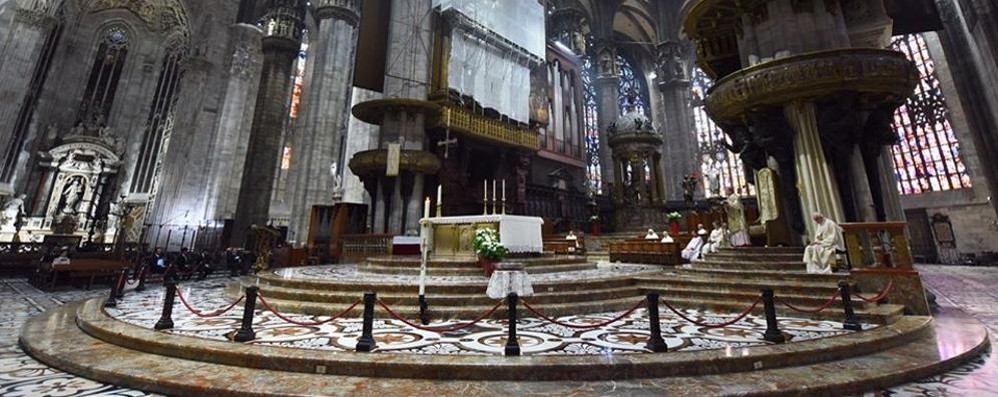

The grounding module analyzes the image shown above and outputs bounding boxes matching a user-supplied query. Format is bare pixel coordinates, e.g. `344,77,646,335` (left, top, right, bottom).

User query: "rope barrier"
377,299,504,333
257,293,363,327
776,290,840,314
521,298,645,330
176,288,246,318
855,280,894,303
661,296,762,329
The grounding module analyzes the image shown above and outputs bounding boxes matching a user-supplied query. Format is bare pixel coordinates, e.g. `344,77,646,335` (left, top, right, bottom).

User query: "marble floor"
1,265,997,396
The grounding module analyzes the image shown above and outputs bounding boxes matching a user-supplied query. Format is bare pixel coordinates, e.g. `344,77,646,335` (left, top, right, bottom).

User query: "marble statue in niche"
57,177,85,215
1,194,26,229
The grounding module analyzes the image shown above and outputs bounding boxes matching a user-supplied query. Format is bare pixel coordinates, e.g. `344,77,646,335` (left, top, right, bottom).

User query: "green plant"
473,228,508,261
666,212,683,222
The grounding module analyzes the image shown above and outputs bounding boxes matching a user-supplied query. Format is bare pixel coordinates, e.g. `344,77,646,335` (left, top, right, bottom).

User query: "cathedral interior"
1,0,998,395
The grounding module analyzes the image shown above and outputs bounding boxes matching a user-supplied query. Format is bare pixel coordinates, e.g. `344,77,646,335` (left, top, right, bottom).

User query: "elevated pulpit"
421,215,544,256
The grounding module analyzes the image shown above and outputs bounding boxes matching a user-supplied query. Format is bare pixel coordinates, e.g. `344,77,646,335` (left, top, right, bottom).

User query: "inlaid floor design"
105,279,861,356
0,264,996,396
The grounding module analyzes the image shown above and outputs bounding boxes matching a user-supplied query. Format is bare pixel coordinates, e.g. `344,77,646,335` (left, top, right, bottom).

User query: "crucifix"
437,108,458,159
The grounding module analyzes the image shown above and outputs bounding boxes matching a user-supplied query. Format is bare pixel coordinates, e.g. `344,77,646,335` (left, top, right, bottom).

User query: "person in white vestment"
645,228,659,240
701,221,728,256
725,188,751,247
682,228,708,262
660,231,674,243
804,213,845,274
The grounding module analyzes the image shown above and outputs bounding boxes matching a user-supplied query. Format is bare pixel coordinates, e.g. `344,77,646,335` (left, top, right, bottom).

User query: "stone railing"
840,222,913,270
341,234,394,261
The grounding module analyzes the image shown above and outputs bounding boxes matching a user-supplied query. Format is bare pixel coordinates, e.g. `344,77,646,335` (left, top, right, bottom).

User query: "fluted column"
232,1,305,246
655,41,698,201
287,0,362,242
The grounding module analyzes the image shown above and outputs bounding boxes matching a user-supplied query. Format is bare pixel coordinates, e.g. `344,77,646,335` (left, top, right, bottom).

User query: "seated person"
701,221,729,256
565,230,581,253
682,228,708,262
804,212,844,274
644,228,659,240
660,231,674,243
149,248,168,274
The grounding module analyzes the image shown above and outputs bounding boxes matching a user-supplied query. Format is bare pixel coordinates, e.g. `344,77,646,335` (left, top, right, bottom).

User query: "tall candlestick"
423,197,430,219
502,179,506,201
492,179,497,215
483,180,488,215
436,185,442,217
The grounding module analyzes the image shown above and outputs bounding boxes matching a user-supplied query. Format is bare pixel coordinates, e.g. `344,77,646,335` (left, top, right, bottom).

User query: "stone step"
703,252,805,262
257,271,641,294
639,286,873,312
365,255,590,269
633,276,842,296
717,247,805,255
357,261,597,276
25,299,983,397
251,282,640,306
672,267,848,283
692,260,807,271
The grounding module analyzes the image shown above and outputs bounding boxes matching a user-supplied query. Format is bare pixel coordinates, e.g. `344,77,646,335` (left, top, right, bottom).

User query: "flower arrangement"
666,212,683,222
473,228,508,261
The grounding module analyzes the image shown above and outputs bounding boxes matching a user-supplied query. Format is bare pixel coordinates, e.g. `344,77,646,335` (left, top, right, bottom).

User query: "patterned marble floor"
105,280,861,356
0,265,996,396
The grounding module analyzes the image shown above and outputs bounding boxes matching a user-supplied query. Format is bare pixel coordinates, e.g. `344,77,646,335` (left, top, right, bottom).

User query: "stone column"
232,3,305,246
655,41,698,201
404,173,424,234
203,24,264,222
593,71,619,189
876,146,905,221
0,8,57,190
287,0,362,242
846,145,877,221
373,181,385,233
785,101,845,238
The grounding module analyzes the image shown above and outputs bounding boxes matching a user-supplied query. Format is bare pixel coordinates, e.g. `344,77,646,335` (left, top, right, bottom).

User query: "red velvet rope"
776,291,840,314
377,299,504,333
521,298,645,330
660,296,762,329
855,280,894,303
257,293,363,327
176,288,246,318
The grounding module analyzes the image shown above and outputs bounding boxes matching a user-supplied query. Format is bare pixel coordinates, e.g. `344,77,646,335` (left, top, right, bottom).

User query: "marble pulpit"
421,215,544,256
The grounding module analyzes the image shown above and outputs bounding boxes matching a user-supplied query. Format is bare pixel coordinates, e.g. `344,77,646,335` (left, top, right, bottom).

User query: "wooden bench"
543,236,586,255
32,259,130,291
609,239,680,266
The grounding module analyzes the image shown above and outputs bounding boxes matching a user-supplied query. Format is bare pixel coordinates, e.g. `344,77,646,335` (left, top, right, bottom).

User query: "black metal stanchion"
838,281,863,331
154,281,176,330
104,271,120,308
115,270,126,299
762,288,785,344
505,293,521,356
135,266,147,292
418,294,430,326
233,286,258,342
356,292,377,352
645,293,668,352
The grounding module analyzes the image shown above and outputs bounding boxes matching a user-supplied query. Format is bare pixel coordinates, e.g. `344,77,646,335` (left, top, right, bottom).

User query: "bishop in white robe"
804,213,845,274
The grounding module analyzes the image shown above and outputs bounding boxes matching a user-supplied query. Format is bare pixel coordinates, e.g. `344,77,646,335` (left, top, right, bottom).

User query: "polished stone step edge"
71,298,938,381
21,303,990,397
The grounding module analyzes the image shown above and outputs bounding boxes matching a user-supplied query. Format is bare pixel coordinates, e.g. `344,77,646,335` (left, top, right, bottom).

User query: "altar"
422,215,544,255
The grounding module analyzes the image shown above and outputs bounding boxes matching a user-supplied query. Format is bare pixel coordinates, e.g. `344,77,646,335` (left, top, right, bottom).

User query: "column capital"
313,0,361,26
655,40,693,88
14,8,57,29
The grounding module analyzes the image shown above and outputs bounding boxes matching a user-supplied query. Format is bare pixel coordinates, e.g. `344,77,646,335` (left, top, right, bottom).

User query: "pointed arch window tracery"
691,68,752,197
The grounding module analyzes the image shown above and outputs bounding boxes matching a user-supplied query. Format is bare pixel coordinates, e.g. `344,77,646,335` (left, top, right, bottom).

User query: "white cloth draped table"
486,263,534,299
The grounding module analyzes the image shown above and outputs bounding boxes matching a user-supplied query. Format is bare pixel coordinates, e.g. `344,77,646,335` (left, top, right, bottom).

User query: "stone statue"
1,194,26,228
329,162,342,189
58,177,84,215
707,167,721,197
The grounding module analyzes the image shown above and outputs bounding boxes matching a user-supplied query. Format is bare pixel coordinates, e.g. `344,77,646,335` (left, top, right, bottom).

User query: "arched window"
581,57,601,193
616,54,650,116
78,25,130,123
890,34,971,195
132,39,187,194
691,68,751,196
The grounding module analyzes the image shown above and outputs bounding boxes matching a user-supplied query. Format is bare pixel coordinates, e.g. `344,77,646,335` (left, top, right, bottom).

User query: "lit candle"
436,185,442,209
424,197,430,219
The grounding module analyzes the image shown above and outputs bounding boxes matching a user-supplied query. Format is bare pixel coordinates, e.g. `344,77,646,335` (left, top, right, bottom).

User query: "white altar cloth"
424,215,544,253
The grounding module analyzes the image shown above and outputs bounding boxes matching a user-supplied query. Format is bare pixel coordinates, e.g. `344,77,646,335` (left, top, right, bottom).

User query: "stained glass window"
617,54,650,116
691,68,752,197
890,34,971,195
582,57,602,193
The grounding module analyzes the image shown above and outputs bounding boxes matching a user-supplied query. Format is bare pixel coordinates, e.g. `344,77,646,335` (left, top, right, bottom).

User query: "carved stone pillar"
0,9,58,192
287,0,362,242
592,44,620,190
232,1,305,246
655,41,698,201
